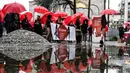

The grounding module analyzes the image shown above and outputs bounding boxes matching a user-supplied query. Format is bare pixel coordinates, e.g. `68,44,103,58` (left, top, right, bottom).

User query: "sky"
0,0,122,11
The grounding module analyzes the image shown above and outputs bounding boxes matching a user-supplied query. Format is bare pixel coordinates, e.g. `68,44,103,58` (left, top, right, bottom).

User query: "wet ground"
0,29,130,73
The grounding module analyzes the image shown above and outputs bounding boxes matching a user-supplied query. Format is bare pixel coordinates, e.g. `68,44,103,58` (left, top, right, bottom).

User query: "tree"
33,0,75,13
33,0,53,9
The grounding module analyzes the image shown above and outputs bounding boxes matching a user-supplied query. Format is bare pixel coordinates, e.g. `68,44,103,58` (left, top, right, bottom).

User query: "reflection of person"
88,25,92,42
81,19,88,43
118,24,124,41
34,15,43,35
100,57,107,73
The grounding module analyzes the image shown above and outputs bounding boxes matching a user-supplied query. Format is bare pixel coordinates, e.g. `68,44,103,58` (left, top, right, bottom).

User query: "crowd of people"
0,12,93,44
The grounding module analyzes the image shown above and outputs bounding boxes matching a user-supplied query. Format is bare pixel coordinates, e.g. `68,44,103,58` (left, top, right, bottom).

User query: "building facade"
29,0,105,19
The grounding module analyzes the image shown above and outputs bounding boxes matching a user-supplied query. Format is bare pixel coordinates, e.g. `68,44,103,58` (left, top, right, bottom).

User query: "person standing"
21,15,32,30
34,15,43,35
13,13,20,30
118,24,124,42
81,19,88,43
46,15,52,42
88,25,92,42
75,18,81,44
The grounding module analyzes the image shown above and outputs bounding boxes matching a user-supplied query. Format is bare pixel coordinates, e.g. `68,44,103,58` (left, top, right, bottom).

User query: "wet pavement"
0,29,129,73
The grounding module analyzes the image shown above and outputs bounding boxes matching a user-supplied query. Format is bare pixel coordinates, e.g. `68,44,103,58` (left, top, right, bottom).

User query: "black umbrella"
0,29,51,61
101,14,107,29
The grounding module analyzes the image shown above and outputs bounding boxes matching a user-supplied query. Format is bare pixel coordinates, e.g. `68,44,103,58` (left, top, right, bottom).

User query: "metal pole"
74,0,76,14
104,0,106,10
108,0,110,26
88,0,91,19
124,0,128,23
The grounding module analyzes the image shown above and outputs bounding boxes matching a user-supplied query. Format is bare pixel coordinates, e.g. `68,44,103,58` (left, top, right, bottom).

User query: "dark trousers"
82,33,87,42
100,69,105,73
89,34,92,42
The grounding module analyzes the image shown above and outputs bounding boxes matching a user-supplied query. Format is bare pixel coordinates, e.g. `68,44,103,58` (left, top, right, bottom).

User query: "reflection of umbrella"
34,6,48,14
100,9,117,15
20,11,33,21
0,29,51,61
55,12,67,17
101,14,107,28
2,2,26,14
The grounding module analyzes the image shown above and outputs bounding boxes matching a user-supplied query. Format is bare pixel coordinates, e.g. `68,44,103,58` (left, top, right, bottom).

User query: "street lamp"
74,0,76,14
88,0,91,19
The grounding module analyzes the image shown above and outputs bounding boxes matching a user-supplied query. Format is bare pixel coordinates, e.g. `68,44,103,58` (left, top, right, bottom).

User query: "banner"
50,23,76,41
57,25,68,40
92,16,102,37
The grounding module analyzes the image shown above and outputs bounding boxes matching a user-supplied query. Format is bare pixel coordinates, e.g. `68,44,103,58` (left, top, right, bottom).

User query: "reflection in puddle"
0,43,130,73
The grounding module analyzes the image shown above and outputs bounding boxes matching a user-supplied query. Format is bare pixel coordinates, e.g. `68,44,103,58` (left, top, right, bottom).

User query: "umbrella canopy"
20,11,33,21
41,12,55,24
80,15,89,24
0,29,51,61
100,9,117,15
71,12,84,24
34,6,48,14
63,16,72,25
2,2,26,14
54,12,67,18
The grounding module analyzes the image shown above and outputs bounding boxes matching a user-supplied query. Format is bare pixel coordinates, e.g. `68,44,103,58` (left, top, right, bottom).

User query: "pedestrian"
118,24,124,42
4,13,14,33
81,19,88,43
21,15,32,30
75,18,82,44
88,25,92,42
13,13,20,30
56,16,62,25
34,15,43,35
45,15,52,42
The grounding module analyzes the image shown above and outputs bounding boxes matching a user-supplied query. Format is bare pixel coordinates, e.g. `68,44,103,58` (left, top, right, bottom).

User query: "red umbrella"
71,12,84,24
2,2,26,14
2,4,9,15
40,12,54,24
20,11,33,21
88,20,92,26
55,12,67,17
100,9,117,15
80,15,89,24
34,6,48,14
63,16,72,25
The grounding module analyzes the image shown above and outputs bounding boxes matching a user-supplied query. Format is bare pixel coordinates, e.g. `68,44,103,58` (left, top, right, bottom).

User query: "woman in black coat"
34,15,43,35
81,19,88,42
